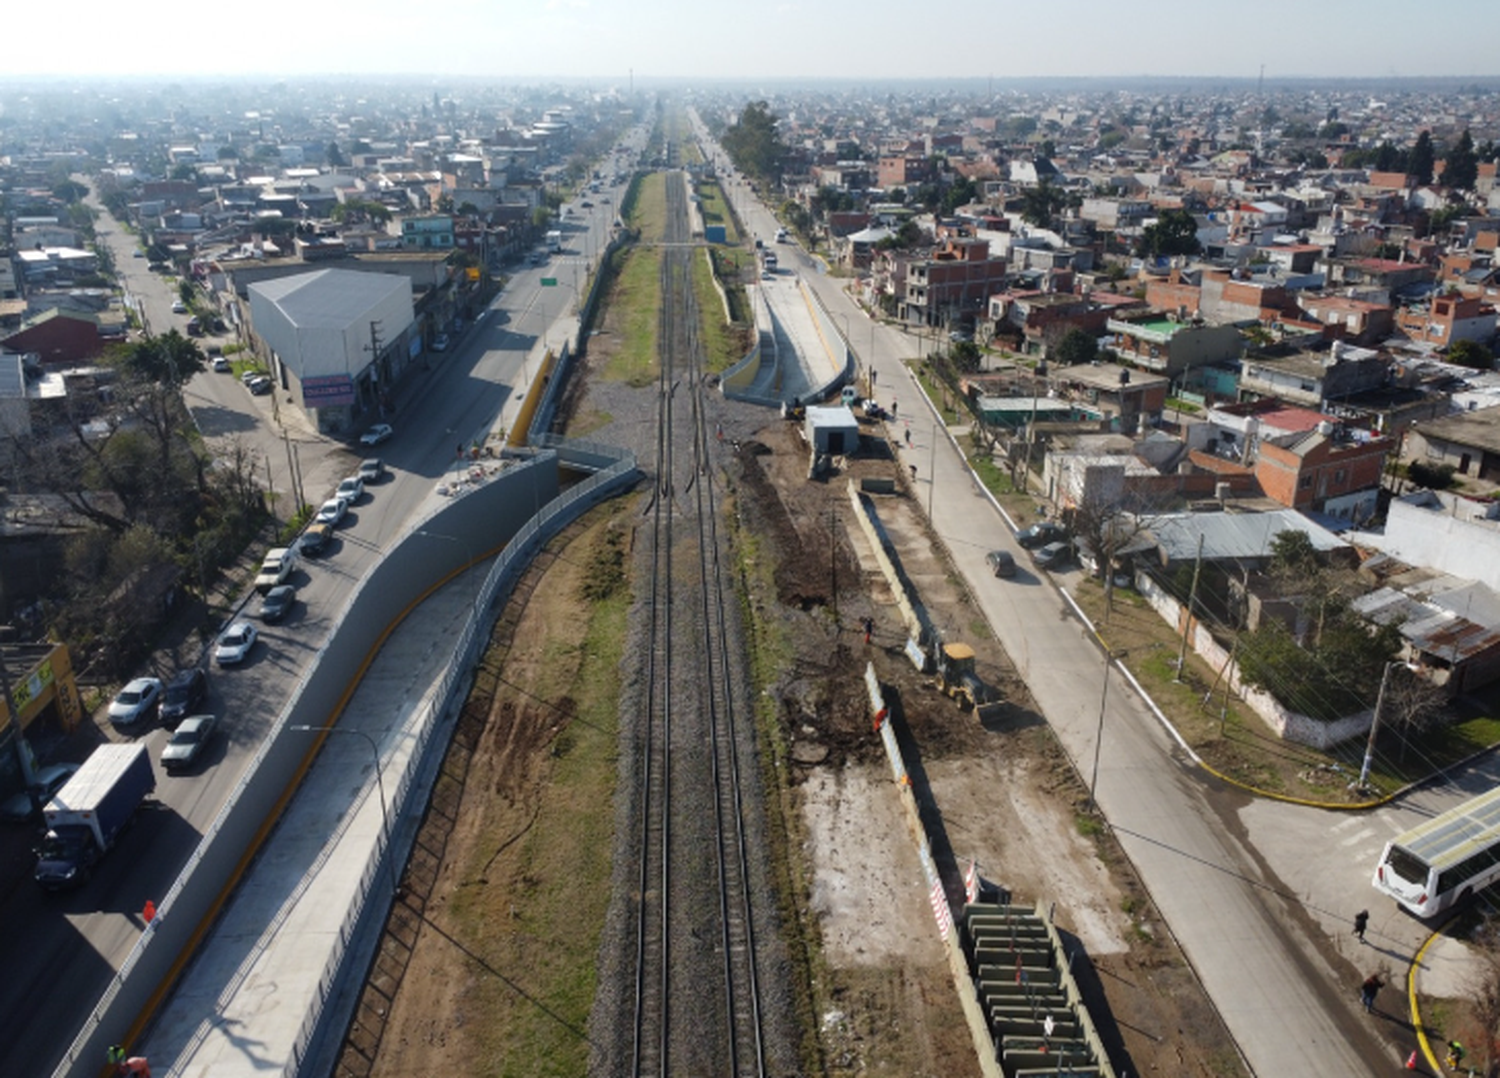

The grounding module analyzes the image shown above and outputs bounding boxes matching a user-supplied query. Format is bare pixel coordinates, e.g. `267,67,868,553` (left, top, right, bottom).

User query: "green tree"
121,330,207,387
52,179,88,203
217,145,240,160
940,176,978,215
326,141,347,168
1238,603,1403,722
170,163,197,182
1447,339,1493,370
1051,327,1098,366
1136,209,1201,258
1410,130,1435,185
721,100,786,182
1020,181,1067,227
1443,128,1479,191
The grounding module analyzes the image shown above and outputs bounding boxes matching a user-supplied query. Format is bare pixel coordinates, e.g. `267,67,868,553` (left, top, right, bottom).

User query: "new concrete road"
8,159,633,1077
687,111,1461,1074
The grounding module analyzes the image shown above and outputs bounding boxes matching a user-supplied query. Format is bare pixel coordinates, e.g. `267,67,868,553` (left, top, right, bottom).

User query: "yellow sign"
466,266,480,281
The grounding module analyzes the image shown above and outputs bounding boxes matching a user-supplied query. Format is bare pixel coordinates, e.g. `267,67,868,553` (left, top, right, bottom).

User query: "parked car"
215,622,259,665
159,668,208,727
1032,541,1073,570
248,376,272,395
315,497,349,527
357,458,386,483
107,677,163,727
255,547,298,592
0,763,80,823
985,550,1017,578
1015,521,1067,549
335,476,364,503
212,356,231,373
161,715,218,772
360,423,393,447
258,584,296,623
171,299,187,314
299,522,334,556
431,334,449,352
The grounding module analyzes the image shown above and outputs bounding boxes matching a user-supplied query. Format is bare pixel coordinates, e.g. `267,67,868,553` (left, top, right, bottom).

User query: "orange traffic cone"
1405,1049,1417,1069
142,899,156,924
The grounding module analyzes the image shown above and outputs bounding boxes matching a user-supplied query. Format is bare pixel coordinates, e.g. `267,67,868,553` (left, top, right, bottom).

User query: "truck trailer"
34,743,155,890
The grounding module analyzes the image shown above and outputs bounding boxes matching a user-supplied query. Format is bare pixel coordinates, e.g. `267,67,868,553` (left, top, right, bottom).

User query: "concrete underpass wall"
722,285,780,407
54,459,564,1078
800,278,855,402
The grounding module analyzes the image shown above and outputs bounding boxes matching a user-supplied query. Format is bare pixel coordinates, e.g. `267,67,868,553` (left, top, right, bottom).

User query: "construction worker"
1445,1040,1466,1068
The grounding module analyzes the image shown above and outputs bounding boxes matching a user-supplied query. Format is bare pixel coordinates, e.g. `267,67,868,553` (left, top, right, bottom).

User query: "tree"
52,179,88,203
1410,130,1436,186
1379,665,1446,762
1463,922,1500,1078
1020,181,1068,227
1238,598,1403,722
1136,209,1201,259
1444,128,1480,191
1448,339,1493,371
1374,141,1406,173
1051,327,1098,366
721,100,786,183
170,163,197,182
120,331,206,387
326,141,347,168
941,176,978,215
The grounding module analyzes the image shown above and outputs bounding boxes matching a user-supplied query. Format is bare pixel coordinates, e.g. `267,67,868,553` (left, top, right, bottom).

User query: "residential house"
1051,362,1169,434
1404,407,1500,482
1107,313,1242,379
1253,426,1392,519
1295,293,1395,346
1238,341,1390,409
0,309,109,366
900,238,1007,329
989,291,1111,356
402,214,455,250
1393,291,1497,350
1353,562,1500,695
1370,490,1500,593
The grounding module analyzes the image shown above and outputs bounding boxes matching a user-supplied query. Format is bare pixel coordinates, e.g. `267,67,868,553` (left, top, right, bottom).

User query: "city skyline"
7,0,1500,83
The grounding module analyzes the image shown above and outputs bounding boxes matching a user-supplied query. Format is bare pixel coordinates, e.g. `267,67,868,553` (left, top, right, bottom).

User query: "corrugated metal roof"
250,268,409,330
1145,509,1347,563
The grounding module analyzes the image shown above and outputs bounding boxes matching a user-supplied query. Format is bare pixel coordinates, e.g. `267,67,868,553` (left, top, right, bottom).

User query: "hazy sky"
9,0,1500,81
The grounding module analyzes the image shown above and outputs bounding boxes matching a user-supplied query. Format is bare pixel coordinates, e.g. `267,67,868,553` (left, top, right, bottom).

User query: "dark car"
1032,541,1073,570
160,667,208,727
161,715,218,772
1015,521,1067,549
258,584,296,623
300,522,333,556
985,550,1017,578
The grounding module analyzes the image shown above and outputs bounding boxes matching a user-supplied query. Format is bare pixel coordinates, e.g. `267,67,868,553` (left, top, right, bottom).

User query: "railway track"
631,164,766,1078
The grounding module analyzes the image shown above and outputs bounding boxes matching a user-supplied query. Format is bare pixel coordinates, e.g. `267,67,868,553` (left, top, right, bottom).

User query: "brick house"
988,291,1111,356
1106,313,1242,379
0,309,109,366
1394,291,1497,349
901,238,1007,329
1295,293,1395,346
1254,427,1393,519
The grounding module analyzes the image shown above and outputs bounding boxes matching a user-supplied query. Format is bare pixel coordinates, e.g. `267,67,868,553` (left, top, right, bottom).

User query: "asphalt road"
4,162,634,1077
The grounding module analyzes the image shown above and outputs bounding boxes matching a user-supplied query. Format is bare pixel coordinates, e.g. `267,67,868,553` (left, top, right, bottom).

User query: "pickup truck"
33,744,155,890
255,547,298,593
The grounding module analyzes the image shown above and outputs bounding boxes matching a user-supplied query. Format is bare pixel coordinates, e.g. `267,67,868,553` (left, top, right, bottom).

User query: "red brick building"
0,309,109,365
1254,429,1393,514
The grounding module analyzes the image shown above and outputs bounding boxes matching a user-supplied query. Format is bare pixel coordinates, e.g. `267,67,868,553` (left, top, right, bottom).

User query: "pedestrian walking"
1359,972,1385,1013
891,398,898,418
1353,909,1369,942
861,616,874,645
909,464,918,481
905,426,912,447
870,368,877,388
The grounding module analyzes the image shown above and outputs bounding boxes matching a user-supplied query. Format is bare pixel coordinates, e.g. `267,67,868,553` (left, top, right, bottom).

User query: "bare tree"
1063,463,1159,620
1381,664,1448,763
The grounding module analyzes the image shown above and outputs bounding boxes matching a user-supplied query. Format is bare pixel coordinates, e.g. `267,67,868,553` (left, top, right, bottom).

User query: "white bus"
1372,784,1500,918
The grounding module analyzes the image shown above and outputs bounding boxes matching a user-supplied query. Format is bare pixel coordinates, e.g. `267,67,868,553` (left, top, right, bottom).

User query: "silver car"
108,677,163,727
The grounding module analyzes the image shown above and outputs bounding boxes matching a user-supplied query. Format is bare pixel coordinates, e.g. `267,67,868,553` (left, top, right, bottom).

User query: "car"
357,458,386,483
107,677,163,727
1015,521,1068,549
258,584,296,623
161,715,218,771
985,550,1017,578
160,667,209,726
316,497,349,526
215,622,259,665
580,199,593,208
360,423,393,447
171,300,187,314
241,370,261,385
255,547,298,592
299,521,334,556
248,376,272,395
335,476,364,503
1032,541,1073,571
212,356,231,373
132,250,144,258
0,763,80,822
431,333,450,352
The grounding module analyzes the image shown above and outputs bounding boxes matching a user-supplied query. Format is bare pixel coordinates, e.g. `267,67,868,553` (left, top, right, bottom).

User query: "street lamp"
1358,660,1415,790
290,725,397,897
1088,647,1127,812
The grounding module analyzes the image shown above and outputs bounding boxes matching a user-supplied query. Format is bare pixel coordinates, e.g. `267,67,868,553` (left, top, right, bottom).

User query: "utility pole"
364,319,384,417
1174,533,1205,681
1358,661,1397,790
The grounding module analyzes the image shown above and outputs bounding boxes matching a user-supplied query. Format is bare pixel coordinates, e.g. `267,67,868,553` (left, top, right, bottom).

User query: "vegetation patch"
598,245,662,387
692,249,752,372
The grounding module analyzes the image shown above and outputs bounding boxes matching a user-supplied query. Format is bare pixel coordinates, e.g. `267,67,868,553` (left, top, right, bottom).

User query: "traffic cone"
142,899,156,924
1405,1049,1417,1069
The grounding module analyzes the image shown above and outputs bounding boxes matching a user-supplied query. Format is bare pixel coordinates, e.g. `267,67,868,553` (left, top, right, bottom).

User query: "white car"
0,763,80,822
212,356,231,373
108,677,163,727
315,497,349,526
360,423,393,447
431,334,449,352
335,476,363,503
215,622,259,665
171,299,187,314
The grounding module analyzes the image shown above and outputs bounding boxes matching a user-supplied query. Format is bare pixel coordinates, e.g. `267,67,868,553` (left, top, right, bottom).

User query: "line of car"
986,521,1072,579
89,457,389,777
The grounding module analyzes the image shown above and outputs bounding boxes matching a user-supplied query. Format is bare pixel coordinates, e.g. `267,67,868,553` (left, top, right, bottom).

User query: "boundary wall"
799,277,856,401
54,444,641,1078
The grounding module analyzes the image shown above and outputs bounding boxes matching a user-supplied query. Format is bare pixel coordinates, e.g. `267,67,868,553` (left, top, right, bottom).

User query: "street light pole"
417,530,480,622
290,725,397,897
1088,648,1123,812
1358,661,1403,790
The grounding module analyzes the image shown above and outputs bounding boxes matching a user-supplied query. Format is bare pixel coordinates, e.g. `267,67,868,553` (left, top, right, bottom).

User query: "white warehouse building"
247,268,415,435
